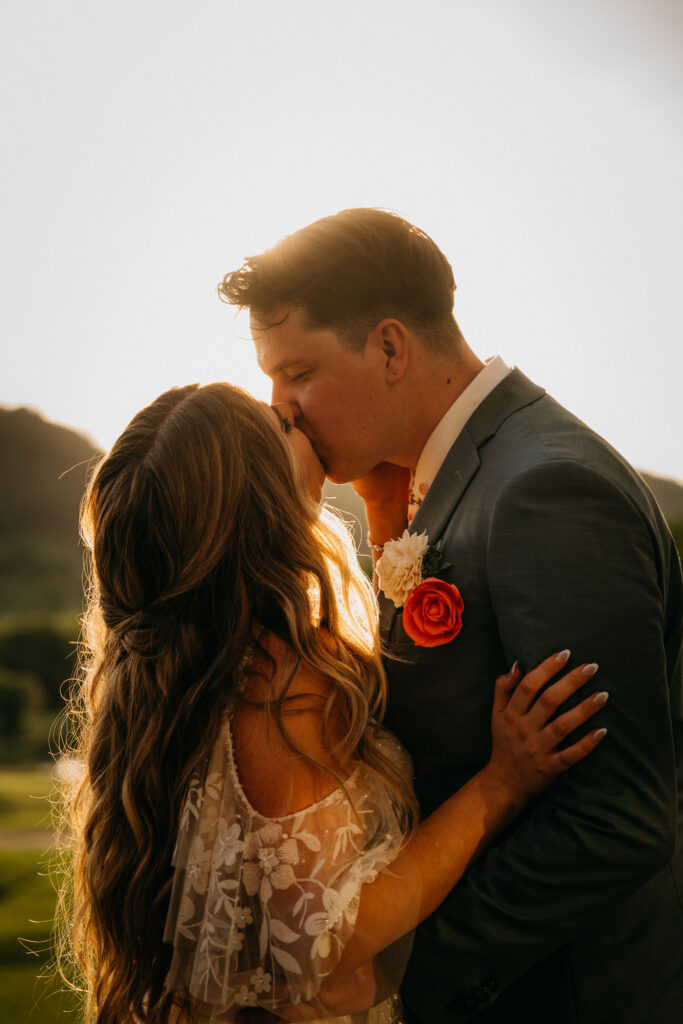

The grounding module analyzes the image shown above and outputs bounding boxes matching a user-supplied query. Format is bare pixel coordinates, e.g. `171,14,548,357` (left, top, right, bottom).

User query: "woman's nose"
270,392,303,423
270,401,295,426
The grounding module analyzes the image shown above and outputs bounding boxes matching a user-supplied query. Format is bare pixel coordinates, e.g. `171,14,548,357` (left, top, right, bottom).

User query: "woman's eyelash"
291,370,310,382
271,407,293,433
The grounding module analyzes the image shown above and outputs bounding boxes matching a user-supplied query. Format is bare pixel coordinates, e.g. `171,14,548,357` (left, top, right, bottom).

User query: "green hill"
0,407,101,615
639,471,683,523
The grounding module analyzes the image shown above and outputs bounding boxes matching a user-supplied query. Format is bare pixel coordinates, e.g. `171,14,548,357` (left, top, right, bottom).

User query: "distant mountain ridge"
638,471,683,523
0,405,681,614
0,406,101,536
0,407,101,613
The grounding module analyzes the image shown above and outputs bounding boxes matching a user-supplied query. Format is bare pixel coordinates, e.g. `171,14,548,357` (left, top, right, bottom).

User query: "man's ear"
371,319,410,383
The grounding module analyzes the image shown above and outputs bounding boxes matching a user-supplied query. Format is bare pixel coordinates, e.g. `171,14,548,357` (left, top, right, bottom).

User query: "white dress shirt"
408,356,511,521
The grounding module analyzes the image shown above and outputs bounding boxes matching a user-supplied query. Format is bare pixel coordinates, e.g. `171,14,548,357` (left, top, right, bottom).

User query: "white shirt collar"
408,356,511,520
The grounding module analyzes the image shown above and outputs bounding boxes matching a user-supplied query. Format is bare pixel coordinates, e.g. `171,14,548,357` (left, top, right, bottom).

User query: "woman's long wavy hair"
59,382,415,1023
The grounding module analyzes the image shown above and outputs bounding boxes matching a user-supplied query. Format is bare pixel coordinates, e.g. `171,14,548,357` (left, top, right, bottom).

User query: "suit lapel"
379,369,545,638
409,368,545,543
466,367,544,447
409,431,480,541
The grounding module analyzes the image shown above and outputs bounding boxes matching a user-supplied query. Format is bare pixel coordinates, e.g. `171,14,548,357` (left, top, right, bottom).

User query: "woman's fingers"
540,686,609,747
502,652,602,727
492,661,523,714
525,661,601,730
503,649,572,715
489,649,608,795
546,720,608,772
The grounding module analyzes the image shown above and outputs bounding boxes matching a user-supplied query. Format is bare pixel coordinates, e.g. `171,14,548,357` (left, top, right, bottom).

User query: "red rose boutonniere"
375,530,464,648
402,576,464,647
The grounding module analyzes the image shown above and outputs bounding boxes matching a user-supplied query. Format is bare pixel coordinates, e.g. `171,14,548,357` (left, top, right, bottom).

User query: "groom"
221,209,683,1023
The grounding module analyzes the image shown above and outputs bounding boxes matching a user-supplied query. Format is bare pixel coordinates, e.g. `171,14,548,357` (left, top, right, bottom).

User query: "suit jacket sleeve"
404,458,678,1017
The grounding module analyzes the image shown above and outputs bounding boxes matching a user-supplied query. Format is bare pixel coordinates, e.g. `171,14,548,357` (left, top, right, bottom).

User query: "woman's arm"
234,650,605,972
233,653,605,1024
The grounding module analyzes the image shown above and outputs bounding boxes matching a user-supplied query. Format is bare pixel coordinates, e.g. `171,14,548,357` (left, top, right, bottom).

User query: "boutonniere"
375,530,464,648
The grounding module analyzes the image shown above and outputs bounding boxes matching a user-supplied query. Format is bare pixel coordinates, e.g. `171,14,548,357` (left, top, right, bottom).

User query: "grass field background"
0,767,81,1023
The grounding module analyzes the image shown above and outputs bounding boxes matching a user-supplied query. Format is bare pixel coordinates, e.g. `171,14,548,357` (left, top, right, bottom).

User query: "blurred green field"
0,768,80,1023
0,768,54,833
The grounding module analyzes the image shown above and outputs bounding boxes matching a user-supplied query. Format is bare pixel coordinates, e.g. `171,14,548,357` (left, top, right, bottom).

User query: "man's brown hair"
218,207,462,351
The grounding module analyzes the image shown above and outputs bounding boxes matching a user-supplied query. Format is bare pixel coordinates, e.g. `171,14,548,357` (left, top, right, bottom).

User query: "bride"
62,382,605,1023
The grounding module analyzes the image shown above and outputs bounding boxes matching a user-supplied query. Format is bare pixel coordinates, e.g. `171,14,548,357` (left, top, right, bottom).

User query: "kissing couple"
63,209,682,1024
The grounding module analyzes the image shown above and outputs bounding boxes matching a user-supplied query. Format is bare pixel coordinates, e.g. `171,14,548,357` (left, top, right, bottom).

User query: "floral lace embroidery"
163,722,409,1018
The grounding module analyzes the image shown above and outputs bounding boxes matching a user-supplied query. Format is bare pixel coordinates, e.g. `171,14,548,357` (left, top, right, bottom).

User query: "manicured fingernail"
510,660,520,674
593,727,607,740
593,691,609,705
556,649,571,665
583,663,599,677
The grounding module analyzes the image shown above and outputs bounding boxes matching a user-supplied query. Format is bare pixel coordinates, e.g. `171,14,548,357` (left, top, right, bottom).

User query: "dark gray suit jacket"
381,369,683,1024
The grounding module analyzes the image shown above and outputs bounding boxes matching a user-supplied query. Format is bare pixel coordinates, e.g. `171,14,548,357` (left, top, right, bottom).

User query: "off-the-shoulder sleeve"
163,722,410,1018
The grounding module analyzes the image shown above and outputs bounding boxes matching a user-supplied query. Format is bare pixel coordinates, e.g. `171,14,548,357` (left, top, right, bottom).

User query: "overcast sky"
2,0,681,478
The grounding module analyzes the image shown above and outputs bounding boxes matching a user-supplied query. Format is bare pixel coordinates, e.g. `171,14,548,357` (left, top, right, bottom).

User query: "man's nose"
270,378,291,407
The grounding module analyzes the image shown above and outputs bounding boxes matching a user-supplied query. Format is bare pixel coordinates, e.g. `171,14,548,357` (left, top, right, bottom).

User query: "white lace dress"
164,719,413,1023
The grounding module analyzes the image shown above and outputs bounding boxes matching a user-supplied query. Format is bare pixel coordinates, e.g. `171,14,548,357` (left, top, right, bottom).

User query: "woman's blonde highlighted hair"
59,382,415,1023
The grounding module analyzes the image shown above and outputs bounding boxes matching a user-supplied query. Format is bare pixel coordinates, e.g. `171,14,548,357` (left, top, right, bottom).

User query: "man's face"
252,306,392,483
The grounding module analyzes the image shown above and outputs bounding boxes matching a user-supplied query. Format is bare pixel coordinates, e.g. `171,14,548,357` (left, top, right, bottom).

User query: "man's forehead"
252,326,311,376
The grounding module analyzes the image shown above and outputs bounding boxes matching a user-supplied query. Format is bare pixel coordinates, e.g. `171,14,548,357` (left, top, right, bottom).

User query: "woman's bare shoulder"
231,630,348,818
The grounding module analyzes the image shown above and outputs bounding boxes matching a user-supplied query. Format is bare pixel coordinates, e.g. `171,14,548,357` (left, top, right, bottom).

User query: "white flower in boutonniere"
375,530,430,608
376,530,464,648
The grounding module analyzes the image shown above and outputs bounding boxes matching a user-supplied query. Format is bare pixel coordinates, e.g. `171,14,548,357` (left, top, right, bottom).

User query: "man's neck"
398,348,486,469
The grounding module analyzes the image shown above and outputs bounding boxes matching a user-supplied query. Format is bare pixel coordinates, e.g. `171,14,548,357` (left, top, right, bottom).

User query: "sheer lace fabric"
164,720,410,1020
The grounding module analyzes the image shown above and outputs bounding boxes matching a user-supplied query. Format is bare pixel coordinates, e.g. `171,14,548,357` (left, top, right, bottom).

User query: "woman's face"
264,401,326,501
